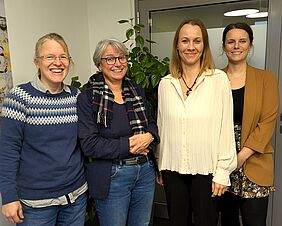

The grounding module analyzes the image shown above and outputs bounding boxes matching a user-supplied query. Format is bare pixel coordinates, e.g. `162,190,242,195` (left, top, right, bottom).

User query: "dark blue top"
0,83,86,204
77,83,159,199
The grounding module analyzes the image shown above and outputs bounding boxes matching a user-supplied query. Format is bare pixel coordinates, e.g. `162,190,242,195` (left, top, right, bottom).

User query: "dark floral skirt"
228,124,274,198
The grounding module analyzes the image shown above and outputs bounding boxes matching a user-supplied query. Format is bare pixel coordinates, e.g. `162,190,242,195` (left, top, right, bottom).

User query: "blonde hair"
34,33,70,58
34,33,72,76
170,19,215,78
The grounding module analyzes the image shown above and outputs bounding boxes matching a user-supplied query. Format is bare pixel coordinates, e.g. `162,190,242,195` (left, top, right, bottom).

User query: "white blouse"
156,69,237,186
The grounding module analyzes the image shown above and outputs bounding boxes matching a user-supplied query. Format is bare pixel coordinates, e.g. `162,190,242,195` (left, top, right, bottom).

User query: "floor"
85,217,170,226
152,217,170,226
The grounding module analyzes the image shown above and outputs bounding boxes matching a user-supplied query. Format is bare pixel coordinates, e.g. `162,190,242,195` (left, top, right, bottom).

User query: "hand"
237,147,255,169
2,201,24,224
129,132,153,155
132,148,150,156
156,173,164,186
211,181,227,197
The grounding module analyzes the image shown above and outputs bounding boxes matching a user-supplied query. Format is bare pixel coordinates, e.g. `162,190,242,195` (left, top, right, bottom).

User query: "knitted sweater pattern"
0,82,85,204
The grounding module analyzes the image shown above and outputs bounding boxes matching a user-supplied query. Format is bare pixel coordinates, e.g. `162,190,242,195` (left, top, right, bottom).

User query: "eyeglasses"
37,54,71,63
101,55,128,65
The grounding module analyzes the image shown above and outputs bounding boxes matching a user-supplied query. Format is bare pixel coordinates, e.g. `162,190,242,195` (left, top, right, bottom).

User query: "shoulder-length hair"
93,38,128,68
170,19,215,78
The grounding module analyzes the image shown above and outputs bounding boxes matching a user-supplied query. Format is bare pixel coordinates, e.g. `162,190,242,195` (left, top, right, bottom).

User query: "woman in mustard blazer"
220,22,280,226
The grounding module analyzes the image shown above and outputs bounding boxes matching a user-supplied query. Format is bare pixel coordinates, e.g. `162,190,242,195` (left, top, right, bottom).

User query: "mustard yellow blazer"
224,65,280,186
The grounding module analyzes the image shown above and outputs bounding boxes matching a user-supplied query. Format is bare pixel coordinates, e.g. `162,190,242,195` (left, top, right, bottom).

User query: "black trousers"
219,191,269,226
162,170,219,226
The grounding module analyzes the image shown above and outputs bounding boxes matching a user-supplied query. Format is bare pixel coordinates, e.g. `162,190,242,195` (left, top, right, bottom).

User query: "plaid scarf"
88,72,148,135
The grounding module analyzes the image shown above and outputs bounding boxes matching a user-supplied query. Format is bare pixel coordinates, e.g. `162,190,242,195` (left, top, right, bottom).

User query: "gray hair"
93,38,128,68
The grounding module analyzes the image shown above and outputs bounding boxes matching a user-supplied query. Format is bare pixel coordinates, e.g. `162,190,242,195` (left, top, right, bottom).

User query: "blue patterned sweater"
0,82,85,205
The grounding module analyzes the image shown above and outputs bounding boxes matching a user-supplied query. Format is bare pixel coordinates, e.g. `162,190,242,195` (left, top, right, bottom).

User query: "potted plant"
118,18,169,118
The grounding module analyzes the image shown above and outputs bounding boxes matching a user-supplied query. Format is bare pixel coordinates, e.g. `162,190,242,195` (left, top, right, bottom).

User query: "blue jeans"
18,192,87,226
94,159,155,226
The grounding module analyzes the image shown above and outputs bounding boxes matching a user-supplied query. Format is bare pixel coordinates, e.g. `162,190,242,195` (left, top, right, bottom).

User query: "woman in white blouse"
156,19,237,226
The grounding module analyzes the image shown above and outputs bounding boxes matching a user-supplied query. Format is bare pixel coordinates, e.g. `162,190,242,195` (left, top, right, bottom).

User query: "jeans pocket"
110,164,119,178
148,159,155,168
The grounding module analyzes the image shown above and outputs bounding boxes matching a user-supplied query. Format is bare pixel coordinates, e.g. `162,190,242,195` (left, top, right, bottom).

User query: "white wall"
4,0,92,86
0,0,134,225
86,0,135,73
4,0,135,86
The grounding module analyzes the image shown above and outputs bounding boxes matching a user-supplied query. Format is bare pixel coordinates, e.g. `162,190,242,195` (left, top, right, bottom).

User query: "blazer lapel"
241,65,257,146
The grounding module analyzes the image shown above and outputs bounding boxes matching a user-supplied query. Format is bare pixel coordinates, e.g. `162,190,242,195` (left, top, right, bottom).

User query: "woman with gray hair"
77,38,159,226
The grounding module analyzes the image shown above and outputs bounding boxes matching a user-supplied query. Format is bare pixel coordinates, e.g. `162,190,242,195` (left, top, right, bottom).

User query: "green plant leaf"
118,18,170,119
142,46,149,53
71,76,79,81
135,71,146,84
131,47,141,56
118,19,129,24
126,28,134,40
144,61,155,68
135,35,144,46
133,25,141,33
160,65,168,77
151,74,161,88
163,57,170,63
135,23,145,28
143,76,150,89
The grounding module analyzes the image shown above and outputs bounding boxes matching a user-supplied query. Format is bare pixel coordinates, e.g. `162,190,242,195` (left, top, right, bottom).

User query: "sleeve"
212,76,237,186
77,89,129,160
0,88,26,205
137,85,160,151
244,72,279,153
155,81,164,160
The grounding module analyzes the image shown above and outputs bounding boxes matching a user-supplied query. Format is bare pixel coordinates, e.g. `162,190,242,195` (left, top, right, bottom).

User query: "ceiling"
151,0,269,32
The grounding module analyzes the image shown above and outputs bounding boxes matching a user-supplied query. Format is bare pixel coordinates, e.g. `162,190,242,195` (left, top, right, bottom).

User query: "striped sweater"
0,82,85,205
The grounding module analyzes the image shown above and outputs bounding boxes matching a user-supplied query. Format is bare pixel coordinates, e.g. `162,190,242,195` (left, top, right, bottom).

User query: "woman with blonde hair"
156,19,237,226
0,33,87,226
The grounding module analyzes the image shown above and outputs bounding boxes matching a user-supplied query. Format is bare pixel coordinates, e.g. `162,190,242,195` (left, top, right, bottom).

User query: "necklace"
181,73,201,96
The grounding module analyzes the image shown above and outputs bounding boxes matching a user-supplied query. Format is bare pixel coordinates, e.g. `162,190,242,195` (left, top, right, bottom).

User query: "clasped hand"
129,132,153,155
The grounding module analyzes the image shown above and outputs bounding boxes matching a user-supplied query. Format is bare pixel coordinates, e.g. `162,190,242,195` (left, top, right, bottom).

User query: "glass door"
150,0,268,69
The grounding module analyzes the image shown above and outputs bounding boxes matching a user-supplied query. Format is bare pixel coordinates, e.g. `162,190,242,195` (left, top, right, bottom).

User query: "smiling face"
223,28,252,64
177,24,204,68
34,39,70,90
99,44,128,85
